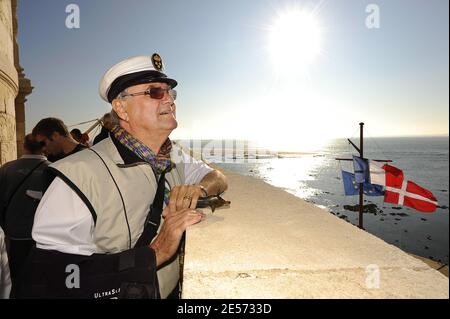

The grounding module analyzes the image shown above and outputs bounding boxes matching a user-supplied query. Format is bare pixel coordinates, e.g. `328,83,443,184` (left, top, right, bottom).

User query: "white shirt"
20,154,47,161
32,149,213,255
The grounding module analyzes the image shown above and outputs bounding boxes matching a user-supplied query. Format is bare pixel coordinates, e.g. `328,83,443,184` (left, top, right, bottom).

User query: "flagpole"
335,123,392,229
358,122,364,229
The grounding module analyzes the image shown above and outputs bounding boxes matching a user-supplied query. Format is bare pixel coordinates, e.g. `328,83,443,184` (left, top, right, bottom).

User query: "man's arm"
32,177,97,255
198,169,228,197
169,148,229,212
169,169,228,212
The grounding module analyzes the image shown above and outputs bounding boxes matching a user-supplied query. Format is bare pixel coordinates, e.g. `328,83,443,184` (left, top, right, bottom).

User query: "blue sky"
18,0,449,150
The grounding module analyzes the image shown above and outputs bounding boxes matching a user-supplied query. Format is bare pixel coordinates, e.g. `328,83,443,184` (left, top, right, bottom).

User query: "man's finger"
183,211,205,227
189,187,202,210
163,209,203,233
169,186,180,213
162,206,169,218
176,185,189,210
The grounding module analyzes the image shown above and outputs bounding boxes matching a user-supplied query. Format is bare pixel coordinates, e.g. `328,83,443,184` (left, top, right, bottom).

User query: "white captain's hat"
99,53,178,103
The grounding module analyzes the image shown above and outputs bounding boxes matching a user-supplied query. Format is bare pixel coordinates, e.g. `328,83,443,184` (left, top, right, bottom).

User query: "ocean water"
181,137,449,265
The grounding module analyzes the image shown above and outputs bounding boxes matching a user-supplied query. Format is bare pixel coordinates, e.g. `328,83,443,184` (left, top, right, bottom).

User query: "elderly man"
20,54,227,299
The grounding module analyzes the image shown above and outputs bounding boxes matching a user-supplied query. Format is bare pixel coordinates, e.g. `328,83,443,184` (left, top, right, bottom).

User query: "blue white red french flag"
369,161,438,213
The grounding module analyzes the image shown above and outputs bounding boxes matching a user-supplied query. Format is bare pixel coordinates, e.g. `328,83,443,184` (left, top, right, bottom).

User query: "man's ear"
51,131,60,141
112,99,128,122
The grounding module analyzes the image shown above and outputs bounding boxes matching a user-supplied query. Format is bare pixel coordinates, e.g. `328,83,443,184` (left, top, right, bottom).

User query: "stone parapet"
182,170,449,298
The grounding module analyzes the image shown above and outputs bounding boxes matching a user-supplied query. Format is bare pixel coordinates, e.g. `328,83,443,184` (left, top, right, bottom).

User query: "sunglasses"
121,87,177,100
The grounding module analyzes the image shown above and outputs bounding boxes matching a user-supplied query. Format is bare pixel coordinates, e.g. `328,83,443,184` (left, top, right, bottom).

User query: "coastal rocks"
343,203,381,215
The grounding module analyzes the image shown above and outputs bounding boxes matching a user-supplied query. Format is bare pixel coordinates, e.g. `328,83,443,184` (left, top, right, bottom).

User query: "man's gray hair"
117,88,129,100
109,110,120,126
109,88,128,125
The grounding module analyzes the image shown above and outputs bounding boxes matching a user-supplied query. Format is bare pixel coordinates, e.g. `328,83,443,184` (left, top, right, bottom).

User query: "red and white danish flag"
369,161,438,213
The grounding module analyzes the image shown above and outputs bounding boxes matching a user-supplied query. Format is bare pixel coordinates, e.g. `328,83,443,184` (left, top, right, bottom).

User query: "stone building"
0,0,32,165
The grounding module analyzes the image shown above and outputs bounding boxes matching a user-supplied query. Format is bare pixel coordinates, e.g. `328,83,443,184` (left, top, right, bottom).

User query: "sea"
178,136,449,265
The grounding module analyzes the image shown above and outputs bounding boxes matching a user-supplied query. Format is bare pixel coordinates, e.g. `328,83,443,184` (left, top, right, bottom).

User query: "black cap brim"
107,70,178,102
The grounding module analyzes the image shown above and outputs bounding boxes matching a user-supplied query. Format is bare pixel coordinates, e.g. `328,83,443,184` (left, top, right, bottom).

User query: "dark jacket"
0,156,50,239
93,127,110,145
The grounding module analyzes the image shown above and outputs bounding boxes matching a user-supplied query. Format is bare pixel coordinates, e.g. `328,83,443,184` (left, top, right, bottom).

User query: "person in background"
32,118,87,162
80,133,91,147
93,113,115,145
70,128,83,143
0,134,50,297
0,226,11,299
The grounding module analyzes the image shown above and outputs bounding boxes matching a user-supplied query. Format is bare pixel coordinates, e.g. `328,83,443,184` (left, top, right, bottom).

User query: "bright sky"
18,0,449,151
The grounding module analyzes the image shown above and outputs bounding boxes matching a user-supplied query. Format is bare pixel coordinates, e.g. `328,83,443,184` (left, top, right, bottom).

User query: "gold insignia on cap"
151,53,164,71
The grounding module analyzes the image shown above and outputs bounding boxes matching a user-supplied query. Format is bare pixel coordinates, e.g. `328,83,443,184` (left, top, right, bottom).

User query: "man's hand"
169,184,207,213
149,206,205,267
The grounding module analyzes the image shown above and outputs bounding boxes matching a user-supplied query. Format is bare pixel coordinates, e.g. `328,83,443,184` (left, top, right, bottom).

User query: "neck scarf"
111,125,175,174
112,125,175,205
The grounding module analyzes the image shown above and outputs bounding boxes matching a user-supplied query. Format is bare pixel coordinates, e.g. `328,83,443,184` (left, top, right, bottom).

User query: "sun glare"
268,8,322,76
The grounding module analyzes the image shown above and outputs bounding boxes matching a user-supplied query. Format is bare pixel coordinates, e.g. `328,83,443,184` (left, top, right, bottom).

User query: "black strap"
1,160,46,215
135,171,166,247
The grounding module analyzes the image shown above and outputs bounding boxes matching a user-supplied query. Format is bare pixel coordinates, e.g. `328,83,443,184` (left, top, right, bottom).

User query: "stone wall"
0,0,18,165
183,170,449,298
0,0,32,165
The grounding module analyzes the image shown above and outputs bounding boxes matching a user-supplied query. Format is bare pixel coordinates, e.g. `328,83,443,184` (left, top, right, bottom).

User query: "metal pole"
359,122,364,229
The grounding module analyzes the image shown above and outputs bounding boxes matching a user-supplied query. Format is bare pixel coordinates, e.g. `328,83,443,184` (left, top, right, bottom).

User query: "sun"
268,8,322,76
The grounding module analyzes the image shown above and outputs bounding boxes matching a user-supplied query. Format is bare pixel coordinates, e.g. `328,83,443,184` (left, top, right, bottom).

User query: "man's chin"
169,120,178,130
162,121,177,135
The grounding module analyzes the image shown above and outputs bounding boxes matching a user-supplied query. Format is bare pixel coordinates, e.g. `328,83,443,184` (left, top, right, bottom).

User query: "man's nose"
162,91,174,103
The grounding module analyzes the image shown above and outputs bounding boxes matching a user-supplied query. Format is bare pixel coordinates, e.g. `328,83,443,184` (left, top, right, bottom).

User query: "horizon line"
173,134,449,140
